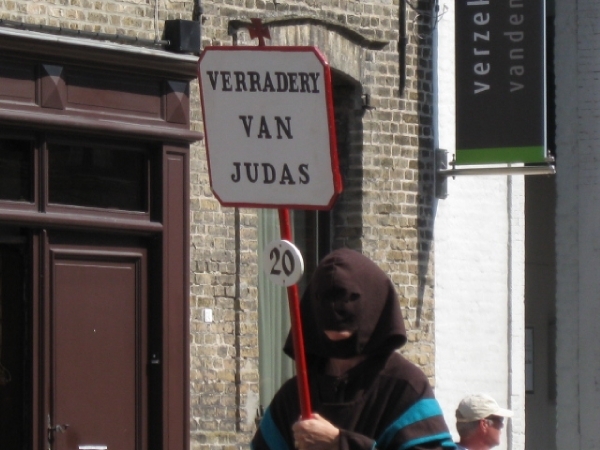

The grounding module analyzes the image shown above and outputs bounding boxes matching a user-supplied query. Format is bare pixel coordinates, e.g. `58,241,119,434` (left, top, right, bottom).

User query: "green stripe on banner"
456,146,546,165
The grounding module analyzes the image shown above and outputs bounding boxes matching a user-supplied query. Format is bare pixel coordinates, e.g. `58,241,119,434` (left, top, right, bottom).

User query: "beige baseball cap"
456,393,514,422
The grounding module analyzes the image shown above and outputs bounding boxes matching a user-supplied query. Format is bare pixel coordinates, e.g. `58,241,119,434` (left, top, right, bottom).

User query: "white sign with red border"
197,46,342,209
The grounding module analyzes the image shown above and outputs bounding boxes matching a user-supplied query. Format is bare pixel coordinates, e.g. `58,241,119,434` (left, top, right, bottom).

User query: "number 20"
269,248,296,277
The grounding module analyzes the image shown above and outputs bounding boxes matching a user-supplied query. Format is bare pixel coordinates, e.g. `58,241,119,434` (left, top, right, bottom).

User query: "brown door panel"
45,240,148,450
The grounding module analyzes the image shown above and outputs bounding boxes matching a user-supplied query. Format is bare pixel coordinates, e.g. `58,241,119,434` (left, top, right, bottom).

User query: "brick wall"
194,3,437,447
3,1,437,448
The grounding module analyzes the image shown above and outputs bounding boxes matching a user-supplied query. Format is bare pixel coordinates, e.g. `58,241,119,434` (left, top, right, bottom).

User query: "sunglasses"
485,416,505,429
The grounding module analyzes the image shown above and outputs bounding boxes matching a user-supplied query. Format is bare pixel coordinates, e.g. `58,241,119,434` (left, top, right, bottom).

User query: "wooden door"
45,235,148,450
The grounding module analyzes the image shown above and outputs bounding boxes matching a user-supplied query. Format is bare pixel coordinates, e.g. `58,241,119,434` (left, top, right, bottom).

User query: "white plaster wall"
555,0,600,448
433,2,525,449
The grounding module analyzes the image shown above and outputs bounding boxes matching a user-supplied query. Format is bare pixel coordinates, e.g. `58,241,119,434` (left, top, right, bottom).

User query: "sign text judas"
204,70,322,186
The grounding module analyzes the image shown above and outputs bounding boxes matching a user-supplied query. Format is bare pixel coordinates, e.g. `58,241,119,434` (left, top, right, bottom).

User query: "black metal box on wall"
165,19,201,54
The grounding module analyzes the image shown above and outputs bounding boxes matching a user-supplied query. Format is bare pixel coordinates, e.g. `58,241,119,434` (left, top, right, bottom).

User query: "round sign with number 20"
263,240,305,287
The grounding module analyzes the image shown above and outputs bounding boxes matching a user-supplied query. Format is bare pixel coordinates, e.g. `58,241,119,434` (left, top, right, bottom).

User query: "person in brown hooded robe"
251,248,455,450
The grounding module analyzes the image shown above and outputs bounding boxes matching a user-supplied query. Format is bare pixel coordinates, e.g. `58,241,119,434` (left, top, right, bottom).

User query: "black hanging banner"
455,0,547,165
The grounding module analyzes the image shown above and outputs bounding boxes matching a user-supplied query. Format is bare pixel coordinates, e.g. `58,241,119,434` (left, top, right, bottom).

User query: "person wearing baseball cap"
454,393,514,450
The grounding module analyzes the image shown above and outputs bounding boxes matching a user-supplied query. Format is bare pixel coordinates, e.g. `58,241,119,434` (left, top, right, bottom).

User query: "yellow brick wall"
2,1,438,448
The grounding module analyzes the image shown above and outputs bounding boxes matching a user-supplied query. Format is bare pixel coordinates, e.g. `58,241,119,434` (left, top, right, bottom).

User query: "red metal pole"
231,17,312,419
278,208,312,419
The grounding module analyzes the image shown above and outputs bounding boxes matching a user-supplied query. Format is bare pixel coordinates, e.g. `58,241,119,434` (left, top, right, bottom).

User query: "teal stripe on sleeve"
376,398,446,449
258,407,291,450
441,437,458,449
398,433,456,450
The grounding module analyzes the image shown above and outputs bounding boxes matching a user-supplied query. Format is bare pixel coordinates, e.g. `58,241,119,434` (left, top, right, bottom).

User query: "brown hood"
284,248,407,360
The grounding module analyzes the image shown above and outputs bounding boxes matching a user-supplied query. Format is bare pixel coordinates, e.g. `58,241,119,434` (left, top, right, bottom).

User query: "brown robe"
252,249,455,450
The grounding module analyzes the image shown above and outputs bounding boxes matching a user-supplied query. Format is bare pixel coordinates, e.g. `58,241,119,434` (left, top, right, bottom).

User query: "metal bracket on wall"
435,149,556,199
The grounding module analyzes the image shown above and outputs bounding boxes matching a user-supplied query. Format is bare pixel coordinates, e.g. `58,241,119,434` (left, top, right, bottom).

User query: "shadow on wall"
411,0,438,327
330,70,364,252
